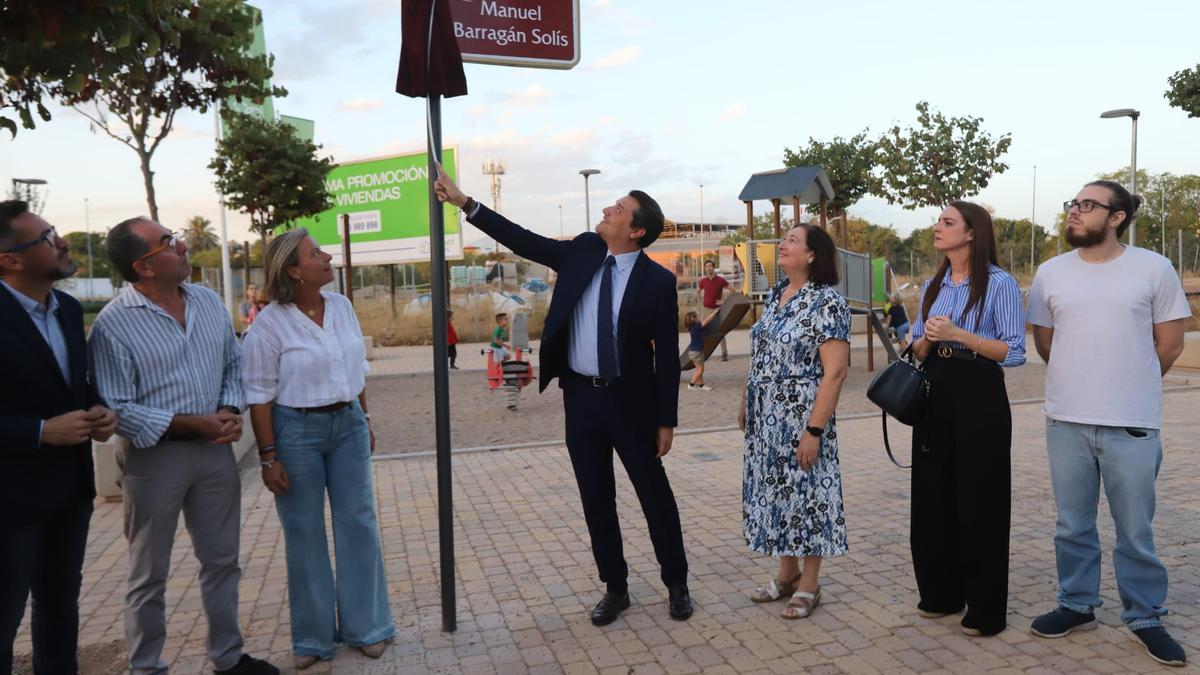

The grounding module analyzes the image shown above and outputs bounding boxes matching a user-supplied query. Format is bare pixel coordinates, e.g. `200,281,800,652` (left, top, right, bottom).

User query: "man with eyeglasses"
1026,180,1190,666
0,200,117,674
89,217,278,675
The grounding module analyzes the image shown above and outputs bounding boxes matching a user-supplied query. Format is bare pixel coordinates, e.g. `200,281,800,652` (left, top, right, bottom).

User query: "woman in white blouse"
242,229,393,670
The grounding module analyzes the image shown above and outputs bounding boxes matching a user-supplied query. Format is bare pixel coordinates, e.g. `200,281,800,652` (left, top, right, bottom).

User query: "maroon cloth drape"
396,0,468,98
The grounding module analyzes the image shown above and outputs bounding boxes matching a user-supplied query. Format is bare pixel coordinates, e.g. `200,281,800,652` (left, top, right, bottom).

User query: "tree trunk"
138,149,159,222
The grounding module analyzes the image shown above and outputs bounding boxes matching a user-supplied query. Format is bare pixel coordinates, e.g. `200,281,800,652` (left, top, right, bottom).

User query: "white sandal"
782,587,821,619
749,572,802,603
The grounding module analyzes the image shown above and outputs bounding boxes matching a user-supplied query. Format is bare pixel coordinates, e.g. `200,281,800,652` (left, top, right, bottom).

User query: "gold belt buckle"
936,344,953,359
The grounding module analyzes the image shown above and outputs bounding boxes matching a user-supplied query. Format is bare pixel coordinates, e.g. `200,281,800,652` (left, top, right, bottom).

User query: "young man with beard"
1026,180,1190,666
0,201,118,674
434,166,693,627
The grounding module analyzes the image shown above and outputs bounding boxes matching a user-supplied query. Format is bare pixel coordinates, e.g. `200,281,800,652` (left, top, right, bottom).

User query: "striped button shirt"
89,283,244,448
911,264,1026,367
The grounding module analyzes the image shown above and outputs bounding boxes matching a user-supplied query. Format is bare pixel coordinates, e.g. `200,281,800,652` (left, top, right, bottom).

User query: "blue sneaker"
1030,607,1096,638
1133,626,1186,667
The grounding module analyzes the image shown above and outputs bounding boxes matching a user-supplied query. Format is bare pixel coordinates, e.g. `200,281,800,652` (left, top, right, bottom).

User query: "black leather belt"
564,370,619,388
933,344,992,363
296,401,351,413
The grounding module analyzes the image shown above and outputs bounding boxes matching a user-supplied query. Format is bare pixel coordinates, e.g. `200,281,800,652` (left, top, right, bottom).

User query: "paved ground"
365,333,1198,455
14,383,1200,674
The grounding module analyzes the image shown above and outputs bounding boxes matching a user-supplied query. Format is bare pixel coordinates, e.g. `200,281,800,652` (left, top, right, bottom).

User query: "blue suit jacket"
468,205,680,428
0,287,98,516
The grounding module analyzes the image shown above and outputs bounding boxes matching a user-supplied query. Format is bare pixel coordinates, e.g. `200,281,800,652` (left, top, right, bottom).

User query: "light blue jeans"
273,402,394,659
1045,418,1168,630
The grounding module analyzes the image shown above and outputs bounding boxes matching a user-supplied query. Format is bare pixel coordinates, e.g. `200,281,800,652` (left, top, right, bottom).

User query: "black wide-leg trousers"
911,355,1012,633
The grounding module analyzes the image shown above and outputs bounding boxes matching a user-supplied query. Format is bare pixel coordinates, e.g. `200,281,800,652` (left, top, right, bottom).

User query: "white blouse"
241,291,369,408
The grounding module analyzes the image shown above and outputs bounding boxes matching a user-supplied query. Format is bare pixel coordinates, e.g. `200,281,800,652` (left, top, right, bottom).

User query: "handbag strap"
881,410,911,469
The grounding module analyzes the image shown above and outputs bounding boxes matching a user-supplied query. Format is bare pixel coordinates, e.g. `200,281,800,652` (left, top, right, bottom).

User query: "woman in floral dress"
739,223,851,619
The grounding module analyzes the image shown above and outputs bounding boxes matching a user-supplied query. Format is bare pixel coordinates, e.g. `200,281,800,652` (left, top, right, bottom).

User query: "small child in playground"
447,310,459,369
490,312,512,362
684,310,717,391
885,292,911,345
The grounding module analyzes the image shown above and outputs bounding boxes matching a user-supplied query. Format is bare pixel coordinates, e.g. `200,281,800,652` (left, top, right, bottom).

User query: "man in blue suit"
0,201,117,674
435,167,692,625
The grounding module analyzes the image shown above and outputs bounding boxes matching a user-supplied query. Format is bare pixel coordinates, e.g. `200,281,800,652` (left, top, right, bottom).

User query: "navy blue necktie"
597,256,618,378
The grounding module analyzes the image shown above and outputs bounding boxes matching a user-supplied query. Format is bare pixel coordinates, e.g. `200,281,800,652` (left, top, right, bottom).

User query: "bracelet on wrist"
260,457,276,469
258,444,276,456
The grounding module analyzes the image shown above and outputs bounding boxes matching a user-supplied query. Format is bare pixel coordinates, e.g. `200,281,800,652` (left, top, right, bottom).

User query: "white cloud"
591,46,640,70
467,105,489,117
338,98,385,112
551,128,595,150
503,83,551,107
719,103,746,120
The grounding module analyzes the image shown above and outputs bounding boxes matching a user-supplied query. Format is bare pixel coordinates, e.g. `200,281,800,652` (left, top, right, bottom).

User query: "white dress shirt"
241,291,369,408
568,249,639,377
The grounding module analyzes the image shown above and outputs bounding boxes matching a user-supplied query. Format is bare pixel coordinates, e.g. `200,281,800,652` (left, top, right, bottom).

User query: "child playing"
447,310,459,369
490,312,512,362
684,310,717,391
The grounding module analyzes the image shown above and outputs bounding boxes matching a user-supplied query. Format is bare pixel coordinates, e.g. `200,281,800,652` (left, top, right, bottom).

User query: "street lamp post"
84,198,94,299
698,184,705,264
558,204,563,238
579,169,600,232
1030,165,1037,272
1100,108,1140,244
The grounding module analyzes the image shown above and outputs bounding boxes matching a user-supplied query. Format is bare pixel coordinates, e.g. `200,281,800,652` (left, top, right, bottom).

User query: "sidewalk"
15,389,1199,674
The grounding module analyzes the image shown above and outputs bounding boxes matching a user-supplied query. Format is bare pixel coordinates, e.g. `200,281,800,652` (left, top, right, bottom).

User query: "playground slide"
679,293,752,371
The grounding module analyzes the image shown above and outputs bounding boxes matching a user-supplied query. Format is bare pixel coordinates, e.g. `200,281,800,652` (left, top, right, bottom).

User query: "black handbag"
866,344,929,468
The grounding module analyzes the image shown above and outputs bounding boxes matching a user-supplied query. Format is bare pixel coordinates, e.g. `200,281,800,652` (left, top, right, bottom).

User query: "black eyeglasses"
1062,199,1114,214
2,226,57,253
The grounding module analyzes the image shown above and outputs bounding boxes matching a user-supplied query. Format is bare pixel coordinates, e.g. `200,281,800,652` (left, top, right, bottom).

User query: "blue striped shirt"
911,265,1026,367
89,283,244,448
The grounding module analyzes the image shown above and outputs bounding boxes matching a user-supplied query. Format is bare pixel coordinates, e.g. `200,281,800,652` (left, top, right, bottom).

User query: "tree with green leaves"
874,101,1012,210
53,0,284,222
62,231,113,279
209,111,333,236
783,130,876,243
0,1,154,136
1165,65,1200,118
184,215,218,251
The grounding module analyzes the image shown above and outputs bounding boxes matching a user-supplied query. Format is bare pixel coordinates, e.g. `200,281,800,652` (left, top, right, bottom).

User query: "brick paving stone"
12,387,1200,673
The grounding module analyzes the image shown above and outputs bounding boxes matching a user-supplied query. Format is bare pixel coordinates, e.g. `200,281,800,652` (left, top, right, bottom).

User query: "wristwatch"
804,425,823,438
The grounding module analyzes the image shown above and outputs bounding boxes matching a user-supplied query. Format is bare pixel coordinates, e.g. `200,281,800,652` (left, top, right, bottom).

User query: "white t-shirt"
241,291,370,408
1026,246,1191,429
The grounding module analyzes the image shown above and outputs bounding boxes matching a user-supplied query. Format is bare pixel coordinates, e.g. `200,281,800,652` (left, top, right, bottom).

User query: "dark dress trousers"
0,287,97,675
468,205,688,594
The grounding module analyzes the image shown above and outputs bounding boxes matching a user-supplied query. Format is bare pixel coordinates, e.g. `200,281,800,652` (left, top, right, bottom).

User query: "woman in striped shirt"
242,229,393,669
908,201,1025,637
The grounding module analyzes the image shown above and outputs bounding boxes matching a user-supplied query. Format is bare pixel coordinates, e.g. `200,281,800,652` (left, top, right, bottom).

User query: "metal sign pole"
341,213,355,305
426,94,456,632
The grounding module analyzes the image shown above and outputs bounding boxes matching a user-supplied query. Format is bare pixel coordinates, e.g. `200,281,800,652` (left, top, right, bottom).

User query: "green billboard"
291,149,463,266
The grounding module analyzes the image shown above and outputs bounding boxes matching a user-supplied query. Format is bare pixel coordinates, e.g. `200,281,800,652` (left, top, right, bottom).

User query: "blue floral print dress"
743,281,851,557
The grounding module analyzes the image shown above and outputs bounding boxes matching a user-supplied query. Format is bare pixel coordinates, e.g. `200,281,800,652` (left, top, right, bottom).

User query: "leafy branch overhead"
783,131,876,216
1165,64,1200,118
874,101,1012,209
210,111,334,236
1,1,286,221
